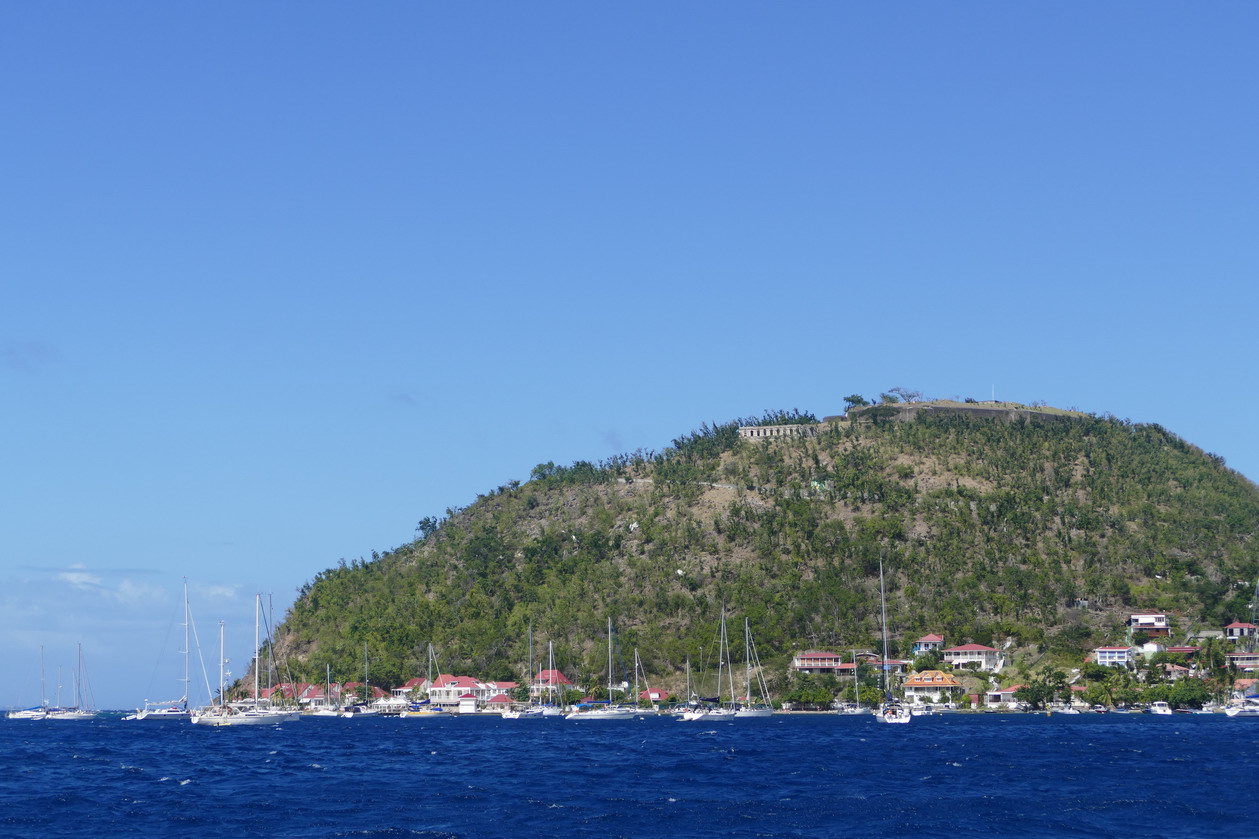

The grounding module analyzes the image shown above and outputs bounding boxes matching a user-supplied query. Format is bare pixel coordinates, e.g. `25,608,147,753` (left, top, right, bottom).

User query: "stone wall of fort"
737,424,821,440
739,403,1078,440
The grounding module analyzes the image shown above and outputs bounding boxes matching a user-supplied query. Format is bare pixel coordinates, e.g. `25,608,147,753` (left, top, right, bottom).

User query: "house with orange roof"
903,670,961,705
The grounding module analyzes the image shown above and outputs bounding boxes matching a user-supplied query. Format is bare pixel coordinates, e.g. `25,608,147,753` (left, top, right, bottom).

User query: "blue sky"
3,3,1256,709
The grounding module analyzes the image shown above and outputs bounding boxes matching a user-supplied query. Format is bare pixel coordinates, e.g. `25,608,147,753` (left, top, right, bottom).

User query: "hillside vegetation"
271,407,1259,694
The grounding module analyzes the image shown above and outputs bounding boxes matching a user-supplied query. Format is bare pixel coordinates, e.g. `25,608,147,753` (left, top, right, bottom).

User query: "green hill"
270,406,1259,694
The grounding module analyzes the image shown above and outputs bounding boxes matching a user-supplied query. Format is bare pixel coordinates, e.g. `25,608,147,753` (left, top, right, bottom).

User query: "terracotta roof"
945,644,999,653
533,669,574,686
1225,622,1258,629
486,694,513,704
904,670,960,687
916,634,945,643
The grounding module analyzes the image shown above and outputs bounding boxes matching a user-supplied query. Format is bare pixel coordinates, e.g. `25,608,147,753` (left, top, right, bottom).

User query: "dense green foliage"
271,409,1259,696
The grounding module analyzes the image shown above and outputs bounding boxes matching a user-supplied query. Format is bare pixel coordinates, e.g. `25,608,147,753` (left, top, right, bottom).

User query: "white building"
942,644,1004,672
1094,646,1138,667
1127,614,1171,637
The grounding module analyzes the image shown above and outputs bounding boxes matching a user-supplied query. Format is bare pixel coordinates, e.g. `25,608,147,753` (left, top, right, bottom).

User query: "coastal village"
231,611,1258,719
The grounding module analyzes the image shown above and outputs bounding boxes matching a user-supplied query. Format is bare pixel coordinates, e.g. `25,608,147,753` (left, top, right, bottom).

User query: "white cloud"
112,579,168,607
58,568,103,590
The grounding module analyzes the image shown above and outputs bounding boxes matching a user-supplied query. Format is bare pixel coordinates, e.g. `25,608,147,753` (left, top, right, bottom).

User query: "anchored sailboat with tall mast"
192,594,298,726
874,559,910,724
565,618,635,720
45,644,96,720
127,578,197,721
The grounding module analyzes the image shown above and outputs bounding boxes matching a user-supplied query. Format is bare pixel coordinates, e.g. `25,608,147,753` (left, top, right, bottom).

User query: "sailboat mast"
744,618,752,706
606,617,613,702
218,620,225,706
879,559,890,699
181,578,190,705
547,641,556,706
253,594,261,703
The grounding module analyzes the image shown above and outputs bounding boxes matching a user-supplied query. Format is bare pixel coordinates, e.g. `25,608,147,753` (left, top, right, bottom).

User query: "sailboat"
538,641,565,716
682,610,739,721
192,595,299,726
7,647,48,720
401,643,451,718
45,644,96,720
735,618,774,717
565,618,636,720
874,559,911,724
127,579,196,721
344,642,380,717
504,626,549,719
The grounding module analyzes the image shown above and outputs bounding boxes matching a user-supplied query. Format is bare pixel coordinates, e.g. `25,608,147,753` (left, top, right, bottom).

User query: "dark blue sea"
2,712,1253,838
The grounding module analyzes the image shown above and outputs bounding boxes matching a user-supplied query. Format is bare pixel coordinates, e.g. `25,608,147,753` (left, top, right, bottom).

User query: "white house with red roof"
985,685,1025,708
1159,663,1194,681
791,650,848,674
485,693,515,713
1226,652,1259,672
942,644,1005,672
531,668,575,699
912,634,945,656
1225,622,1258,644
428,675,485,707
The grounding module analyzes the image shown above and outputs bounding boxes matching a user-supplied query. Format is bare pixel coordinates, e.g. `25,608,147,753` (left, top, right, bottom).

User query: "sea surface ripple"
1,713,1252,838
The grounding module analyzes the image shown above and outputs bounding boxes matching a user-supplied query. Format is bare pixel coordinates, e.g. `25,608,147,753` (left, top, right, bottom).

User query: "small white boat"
876,701,912,724
7,707,47,720
681,706,735,722
1225,697,1259,718
565,703,637,721
45,707,97,721
125,702,190,721
734,705,774,718
1149,701,1173,715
